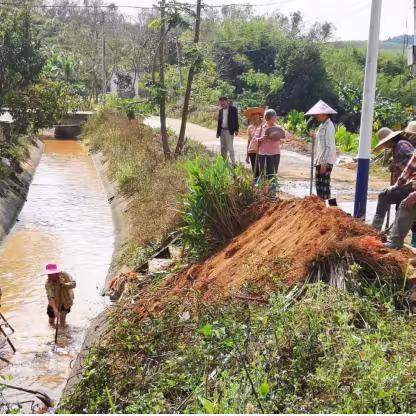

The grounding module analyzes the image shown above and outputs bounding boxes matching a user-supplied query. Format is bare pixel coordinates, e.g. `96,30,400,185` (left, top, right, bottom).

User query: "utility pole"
413,0,416,76
353,0,383,219
102,11,107,96
414,0,416,48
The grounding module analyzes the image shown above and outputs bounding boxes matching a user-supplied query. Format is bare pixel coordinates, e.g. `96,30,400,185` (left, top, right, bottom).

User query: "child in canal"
44,264,76,326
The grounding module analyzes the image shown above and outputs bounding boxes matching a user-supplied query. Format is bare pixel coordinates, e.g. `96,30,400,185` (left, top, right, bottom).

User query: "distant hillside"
332,34,414,52
385,35,414,44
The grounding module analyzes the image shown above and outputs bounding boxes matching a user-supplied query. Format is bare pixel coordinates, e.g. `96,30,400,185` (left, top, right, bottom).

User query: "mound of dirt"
135,197,409,315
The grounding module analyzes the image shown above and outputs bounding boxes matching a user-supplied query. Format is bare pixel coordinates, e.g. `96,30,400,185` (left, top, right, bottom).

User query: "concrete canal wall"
0,138,44,242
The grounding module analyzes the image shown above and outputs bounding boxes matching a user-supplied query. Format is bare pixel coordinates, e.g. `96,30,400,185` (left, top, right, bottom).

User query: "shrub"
101,94,155,119
182,156,258,256
284,110,310,138
335,124,359,153
335,124,380,155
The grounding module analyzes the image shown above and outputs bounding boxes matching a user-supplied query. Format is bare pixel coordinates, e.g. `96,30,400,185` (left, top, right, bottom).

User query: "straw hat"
243,107,265,119
44,263,62,275
404,121,416,137
373,127,403,153
265,126,285,141
305,100,337,116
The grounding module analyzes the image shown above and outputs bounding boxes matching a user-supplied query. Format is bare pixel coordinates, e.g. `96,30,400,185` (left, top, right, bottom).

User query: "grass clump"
61,283,416,414
182,156,260,256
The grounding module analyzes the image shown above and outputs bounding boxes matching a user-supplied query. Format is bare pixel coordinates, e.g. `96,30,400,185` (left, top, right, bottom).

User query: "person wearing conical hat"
306,100,337,203
372,127,414,234
244,107,264,179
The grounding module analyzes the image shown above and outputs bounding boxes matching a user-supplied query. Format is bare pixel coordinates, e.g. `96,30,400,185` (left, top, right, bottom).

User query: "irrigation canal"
0,139,114,411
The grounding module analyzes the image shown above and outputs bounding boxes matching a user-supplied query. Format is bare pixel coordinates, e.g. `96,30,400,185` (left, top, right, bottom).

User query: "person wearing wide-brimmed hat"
244,107,264,179
306,100,337,203
401,121,416,146
372,127,415,232
375,120,416,249
44,263,76,326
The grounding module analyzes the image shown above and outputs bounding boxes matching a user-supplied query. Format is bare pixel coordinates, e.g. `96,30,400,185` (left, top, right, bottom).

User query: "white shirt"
222,108,229,129
315,119,337,165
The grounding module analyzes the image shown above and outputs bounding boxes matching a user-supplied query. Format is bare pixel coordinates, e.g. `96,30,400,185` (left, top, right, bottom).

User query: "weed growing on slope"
61,283,416,414
182,156,261,256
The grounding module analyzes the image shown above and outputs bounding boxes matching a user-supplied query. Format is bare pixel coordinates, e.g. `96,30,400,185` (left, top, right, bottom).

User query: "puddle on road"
0,139,114,412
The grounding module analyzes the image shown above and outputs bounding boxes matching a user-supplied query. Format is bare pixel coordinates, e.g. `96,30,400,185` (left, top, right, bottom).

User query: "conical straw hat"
305,100,337,116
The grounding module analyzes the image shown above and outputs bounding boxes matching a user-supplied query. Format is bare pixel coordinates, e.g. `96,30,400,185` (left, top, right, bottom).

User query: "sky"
117,0,414,41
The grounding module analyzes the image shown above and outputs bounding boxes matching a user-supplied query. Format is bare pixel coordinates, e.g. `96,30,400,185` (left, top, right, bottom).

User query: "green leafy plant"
335,124,359,153
181,156,258,256
61,283,416,414
284,110,310,138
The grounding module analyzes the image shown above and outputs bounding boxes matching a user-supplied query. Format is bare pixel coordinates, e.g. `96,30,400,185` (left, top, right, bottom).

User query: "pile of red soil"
135,197,409,315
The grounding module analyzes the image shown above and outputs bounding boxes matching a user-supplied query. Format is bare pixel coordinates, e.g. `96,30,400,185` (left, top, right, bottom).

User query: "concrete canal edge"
59,151,130,406
0,138,44,242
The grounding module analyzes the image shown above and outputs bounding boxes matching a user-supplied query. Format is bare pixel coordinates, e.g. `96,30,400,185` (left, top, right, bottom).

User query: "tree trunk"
159,0,171,159
175,36,183,88
175,0,202,157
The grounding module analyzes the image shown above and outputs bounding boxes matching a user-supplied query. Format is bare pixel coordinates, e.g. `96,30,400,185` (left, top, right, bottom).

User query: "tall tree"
175,0,202,156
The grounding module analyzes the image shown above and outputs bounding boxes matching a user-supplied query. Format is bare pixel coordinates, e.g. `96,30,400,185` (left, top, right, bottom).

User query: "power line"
0,2,154,9
0,0,297,10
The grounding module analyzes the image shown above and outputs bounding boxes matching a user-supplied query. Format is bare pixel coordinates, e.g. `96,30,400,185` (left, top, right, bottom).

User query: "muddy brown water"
0,139,114,411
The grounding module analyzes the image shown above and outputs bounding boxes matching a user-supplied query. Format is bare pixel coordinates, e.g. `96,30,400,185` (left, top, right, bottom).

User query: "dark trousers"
372,184,416,231
315,164,333,200
258,154,280,179
248,153,260,180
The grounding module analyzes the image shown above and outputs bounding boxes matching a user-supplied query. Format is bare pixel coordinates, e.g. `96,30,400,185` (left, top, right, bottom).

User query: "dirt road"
147,116,387,194
149,117,356,181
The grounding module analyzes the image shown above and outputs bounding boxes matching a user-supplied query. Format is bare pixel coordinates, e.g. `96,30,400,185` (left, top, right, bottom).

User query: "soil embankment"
0,138,43,241
134,197,409,316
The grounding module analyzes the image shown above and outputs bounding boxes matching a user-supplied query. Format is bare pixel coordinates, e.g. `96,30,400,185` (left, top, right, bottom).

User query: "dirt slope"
135,197,409,315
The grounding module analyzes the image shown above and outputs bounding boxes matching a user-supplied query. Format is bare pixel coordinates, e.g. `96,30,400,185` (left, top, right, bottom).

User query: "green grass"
61,283,416,414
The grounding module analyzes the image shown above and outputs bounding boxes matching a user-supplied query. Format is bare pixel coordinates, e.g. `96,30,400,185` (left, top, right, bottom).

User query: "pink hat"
44,263,61,275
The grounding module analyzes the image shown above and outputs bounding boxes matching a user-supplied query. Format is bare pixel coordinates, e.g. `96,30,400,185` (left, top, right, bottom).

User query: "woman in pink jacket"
256,109,286,194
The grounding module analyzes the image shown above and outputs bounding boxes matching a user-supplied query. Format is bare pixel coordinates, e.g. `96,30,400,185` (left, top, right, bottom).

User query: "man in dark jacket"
216,97,239,166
